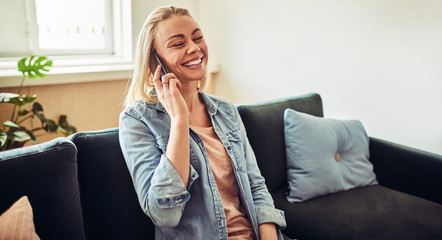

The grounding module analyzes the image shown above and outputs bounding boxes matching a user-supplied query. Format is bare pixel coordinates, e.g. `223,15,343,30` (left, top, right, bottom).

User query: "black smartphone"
150,48,168,82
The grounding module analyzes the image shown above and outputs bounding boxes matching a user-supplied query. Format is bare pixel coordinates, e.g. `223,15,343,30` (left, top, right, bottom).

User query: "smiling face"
153,15,208,83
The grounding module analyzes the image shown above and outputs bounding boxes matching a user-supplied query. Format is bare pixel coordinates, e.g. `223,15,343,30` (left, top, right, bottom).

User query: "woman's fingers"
153,65,163,90
158,73,182,95
153,66,180,99
168,77,182,90
153,66,185,114
151,63,187,121
161,73,178,85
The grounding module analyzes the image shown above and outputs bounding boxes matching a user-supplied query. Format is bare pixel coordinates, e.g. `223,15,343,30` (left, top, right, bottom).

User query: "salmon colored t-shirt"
192,125,255,240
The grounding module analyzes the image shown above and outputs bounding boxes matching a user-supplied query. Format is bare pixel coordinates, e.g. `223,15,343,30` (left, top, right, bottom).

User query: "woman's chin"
185,70,207,81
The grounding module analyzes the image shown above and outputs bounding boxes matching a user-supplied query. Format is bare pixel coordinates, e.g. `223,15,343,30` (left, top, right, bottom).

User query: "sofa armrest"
369,137,442,204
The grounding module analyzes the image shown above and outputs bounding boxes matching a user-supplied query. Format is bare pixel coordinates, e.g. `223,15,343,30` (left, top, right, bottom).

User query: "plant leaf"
32,102,44,113
0,93,19,103
58,115,77,135
58,115,68,127
3,121,20,128
0,132,6,147
25,129,36,141
12,130,31,142
2,93,36,107
32,102,46,124
44,119,58,133
22,94,37,104
18,109,30,116
6,96,24,106
18,56,52,79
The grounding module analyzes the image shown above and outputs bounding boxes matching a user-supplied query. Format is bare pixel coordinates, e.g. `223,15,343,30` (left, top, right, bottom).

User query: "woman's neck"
179,81,202,113
179,81,211,127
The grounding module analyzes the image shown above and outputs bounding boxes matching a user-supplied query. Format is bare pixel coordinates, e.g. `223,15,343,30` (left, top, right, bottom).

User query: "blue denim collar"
144,101,165,112
200,92,220,116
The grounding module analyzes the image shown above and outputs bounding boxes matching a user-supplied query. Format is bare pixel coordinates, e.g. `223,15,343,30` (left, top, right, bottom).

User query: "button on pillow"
284,108,378,202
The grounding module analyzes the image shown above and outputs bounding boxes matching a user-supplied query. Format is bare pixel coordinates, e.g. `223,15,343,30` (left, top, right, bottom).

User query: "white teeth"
184,58,202,67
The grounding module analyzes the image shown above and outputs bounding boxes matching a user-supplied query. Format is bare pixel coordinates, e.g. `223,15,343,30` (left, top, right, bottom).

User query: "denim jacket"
119,92,286,240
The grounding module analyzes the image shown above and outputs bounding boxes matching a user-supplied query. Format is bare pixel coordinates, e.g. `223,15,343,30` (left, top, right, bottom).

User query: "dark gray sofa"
1,93,441,240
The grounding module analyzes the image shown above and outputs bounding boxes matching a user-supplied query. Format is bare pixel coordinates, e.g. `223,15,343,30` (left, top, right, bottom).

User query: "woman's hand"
152,65,189,124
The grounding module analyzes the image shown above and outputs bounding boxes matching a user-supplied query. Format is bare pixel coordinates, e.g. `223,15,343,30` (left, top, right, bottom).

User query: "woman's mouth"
183,57,203,67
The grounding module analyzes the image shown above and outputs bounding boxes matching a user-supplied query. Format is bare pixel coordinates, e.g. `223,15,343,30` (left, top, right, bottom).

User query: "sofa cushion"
0,138,85,240
0,196,40,240
69,128,155,240
273,185,442,240
284,108,377,202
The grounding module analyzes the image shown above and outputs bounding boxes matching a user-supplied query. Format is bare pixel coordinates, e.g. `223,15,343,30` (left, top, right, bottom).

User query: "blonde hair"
124,6,207,107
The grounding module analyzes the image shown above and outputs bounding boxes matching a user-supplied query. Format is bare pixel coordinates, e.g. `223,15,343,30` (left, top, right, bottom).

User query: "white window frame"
0,0,133,87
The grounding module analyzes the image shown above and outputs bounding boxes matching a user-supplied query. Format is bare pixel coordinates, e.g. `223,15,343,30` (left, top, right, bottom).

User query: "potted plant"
0,56,76,151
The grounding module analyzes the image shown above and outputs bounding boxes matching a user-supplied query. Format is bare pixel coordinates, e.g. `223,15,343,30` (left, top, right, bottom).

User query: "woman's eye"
171,42,184,47
194,36,203,41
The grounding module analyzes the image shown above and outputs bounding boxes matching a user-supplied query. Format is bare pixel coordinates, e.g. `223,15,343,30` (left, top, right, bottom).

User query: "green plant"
0,56,76,151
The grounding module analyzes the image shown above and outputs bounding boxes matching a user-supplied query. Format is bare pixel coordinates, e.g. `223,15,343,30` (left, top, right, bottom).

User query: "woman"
119,6,286,240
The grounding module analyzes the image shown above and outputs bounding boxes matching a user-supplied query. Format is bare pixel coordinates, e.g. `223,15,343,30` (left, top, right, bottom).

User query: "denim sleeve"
119,108,198,227
148,154,199,227
233,107,287,230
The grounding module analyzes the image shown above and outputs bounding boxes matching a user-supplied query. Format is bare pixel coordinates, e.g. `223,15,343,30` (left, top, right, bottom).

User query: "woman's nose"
187,42,201,54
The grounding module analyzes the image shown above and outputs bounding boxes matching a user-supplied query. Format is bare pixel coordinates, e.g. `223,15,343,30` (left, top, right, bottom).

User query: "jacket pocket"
225,128,247,173
226,128,241,142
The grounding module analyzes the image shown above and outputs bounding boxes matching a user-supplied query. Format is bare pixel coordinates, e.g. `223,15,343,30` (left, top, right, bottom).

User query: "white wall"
198,0,442,155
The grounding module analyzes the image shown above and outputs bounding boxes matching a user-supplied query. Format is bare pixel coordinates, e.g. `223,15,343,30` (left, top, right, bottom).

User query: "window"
32,0,112,55
0,0,133,87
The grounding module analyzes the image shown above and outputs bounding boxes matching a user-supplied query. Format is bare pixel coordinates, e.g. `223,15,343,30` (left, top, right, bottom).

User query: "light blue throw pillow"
284,108,378,203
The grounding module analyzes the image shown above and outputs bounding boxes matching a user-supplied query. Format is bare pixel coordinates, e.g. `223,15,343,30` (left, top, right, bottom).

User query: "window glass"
35,0,108,50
